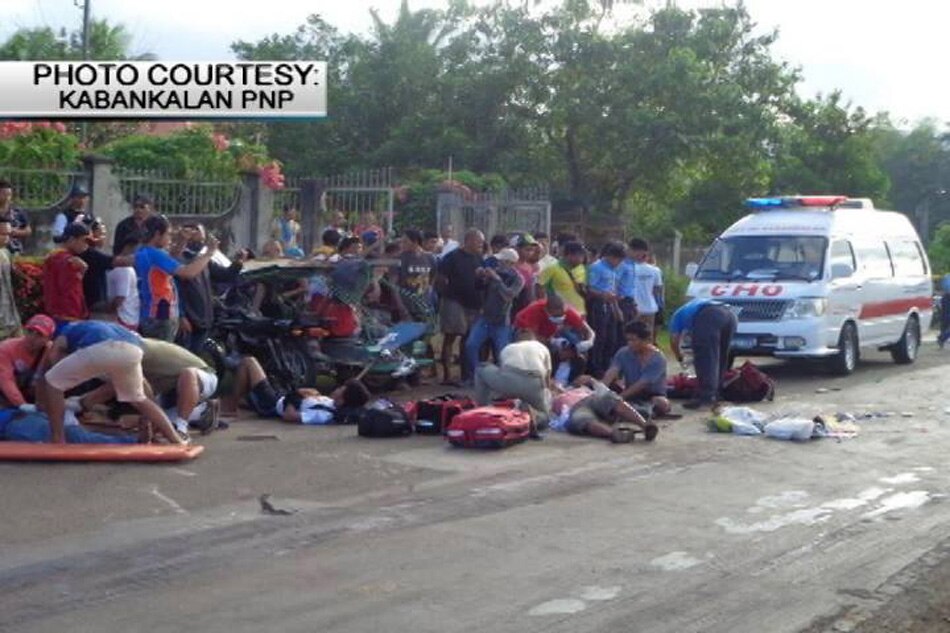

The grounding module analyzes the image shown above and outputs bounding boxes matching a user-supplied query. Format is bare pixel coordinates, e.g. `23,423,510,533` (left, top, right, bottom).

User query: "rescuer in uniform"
668,298,738,410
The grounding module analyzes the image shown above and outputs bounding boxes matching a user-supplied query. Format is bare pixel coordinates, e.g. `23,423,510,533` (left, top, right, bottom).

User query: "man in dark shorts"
231,355,370,422
436,229,485,384
669,299,738,410
554,376,658,443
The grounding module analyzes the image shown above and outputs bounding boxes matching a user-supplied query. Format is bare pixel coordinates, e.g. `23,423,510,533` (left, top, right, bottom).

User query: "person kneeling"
602,320,672,418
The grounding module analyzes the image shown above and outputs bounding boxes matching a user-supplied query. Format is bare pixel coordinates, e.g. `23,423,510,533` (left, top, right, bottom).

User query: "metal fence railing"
0,167,85,210
116,168,241,216
437,186,552,239
274,175,302,215
320,167,395,234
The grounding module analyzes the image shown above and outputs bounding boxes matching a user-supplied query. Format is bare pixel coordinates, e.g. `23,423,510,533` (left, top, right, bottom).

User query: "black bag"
414,394,476,435
357,404,412,438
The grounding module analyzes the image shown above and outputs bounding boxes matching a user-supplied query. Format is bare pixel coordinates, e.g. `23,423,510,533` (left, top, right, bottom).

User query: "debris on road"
259,494,295,516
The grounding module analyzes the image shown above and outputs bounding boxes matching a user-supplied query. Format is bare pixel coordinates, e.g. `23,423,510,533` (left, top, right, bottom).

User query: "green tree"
872,119,950,239
928,224,950,274
0,19,156,148
770,93,890,200
0,19,154,61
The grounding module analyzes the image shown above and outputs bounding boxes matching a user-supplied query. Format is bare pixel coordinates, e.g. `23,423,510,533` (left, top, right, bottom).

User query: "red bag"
720,361,775,403
445,406,531,449
413,394,476,435
666,373,699,400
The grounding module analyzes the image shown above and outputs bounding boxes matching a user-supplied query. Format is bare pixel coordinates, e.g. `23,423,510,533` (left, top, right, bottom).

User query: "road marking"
748,490,810,514
149,486,188,515
578,586,621,601
169,468,197,478
529,599,587,616
650,552,704,571
716,507,833,535
862,491,931,519
821,486,893,510
880,473,920,485
347,516,395,532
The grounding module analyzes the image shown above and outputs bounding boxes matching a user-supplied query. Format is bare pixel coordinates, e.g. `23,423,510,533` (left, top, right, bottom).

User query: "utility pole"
81,0,91,60
76,0,91,144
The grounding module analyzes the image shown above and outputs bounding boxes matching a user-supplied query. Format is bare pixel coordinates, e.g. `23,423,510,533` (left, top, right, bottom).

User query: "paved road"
2,343,949,632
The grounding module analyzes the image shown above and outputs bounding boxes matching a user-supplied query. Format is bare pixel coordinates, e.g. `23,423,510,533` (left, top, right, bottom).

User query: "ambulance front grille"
721,299,791,322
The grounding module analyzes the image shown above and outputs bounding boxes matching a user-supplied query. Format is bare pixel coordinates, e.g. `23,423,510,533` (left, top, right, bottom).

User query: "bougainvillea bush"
12,258,44,321
102,125,285,189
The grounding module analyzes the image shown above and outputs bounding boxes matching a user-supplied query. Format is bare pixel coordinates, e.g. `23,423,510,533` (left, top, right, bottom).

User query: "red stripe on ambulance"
857,297,932,320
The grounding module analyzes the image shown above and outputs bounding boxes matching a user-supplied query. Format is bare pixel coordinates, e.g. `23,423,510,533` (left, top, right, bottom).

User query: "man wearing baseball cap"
0,314,55,411
465,248,525,378
51,183,91,243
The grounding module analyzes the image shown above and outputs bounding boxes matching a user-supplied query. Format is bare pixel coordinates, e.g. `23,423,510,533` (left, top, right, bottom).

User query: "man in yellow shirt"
538,241,587,316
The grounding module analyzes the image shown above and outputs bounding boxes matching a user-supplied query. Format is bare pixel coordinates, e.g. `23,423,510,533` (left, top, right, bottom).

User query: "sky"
2,0,947,126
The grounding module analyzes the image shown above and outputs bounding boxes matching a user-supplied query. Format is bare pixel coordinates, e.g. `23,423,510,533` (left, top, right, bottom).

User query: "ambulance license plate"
731,335,757,350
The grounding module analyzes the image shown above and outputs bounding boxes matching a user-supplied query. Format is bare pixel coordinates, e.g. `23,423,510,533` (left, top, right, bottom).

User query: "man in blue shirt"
40,321,185,445
939,274,950,348
136,215,217,342
669,298,738,410
585,242,626,376
616,251,638,325
602,320,672,417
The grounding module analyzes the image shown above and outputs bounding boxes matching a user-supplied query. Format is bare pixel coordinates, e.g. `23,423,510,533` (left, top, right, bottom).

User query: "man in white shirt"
474,331,555,431
106,232,141,330
535,232,558,272
439,224,460,258
628,238,664,341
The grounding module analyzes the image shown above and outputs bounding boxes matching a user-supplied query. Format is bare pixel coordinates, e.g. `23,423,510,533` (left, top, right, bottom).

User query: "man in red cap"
0,314,55,411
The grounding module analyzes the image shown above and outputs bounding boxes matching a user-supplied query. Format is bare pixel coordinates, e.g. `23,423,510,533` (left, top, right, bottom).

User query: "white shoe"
64,396,83,413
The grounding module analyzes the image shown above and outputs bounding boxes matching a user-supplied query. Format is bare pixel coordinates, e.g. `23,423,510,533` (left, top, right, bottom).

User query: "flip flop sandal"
611,425,634,444
643,423,659,442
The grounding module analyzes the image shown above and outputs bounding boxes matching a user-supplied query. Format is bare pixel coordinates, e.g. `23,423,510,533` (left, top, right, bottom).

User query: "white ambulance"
686,196,933,374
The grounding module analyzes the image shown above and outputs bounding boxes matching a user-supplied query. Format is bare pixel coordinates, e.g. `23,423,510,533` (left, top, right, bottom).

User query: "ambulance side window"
855,241,894,278
830,240,855,278
887,240,927,276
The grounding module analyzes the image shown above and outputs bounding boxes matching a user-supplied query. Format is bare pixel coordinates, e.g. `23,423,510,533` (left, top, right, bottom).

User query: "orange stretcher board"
0,442,204,462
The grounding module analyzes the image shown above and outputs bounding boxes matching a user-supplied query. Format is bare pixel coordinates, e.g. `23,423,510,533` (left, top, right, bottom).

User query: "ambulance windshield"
695,235,828,282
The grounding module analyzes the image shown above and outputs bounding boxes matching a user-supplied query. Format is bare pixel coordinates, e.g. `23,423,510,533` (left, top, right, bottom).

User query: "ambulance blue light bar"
745,198,786,208
745,195,850,210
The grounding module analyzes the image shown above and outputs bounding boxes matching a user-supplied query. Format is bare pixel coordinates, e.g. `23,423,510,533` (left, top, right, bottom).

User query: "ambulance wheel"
891,316,920,365
829,323,858,375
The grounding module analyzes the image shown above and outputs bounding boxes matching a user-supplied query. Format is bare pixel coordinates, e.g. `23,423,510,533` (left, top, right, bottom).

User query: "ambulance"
686,196,932,374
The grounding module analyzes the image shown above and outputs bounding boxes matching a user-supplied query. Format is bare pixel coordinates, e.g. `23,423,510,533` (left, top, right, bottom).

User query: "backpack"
356,402,412,438
412,394,477,435
720,361,776,403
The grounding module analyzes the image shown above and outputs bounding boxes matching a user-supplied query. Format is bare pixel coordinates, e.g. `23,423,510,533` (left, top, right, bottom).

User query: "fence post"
300,178,322,254
83,154,127,235
236,170,272,252
672,230,683,275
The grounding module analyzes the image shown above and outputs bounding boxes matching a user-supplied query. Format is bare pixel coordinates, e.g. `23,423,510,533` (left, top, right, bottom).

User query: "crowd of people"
0,176,736,448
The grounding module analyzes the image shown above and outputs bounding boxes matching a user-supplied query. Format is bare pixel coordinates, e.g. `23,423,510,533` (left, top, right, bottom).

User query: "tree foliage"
0,19,154,61
3,5,950,246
